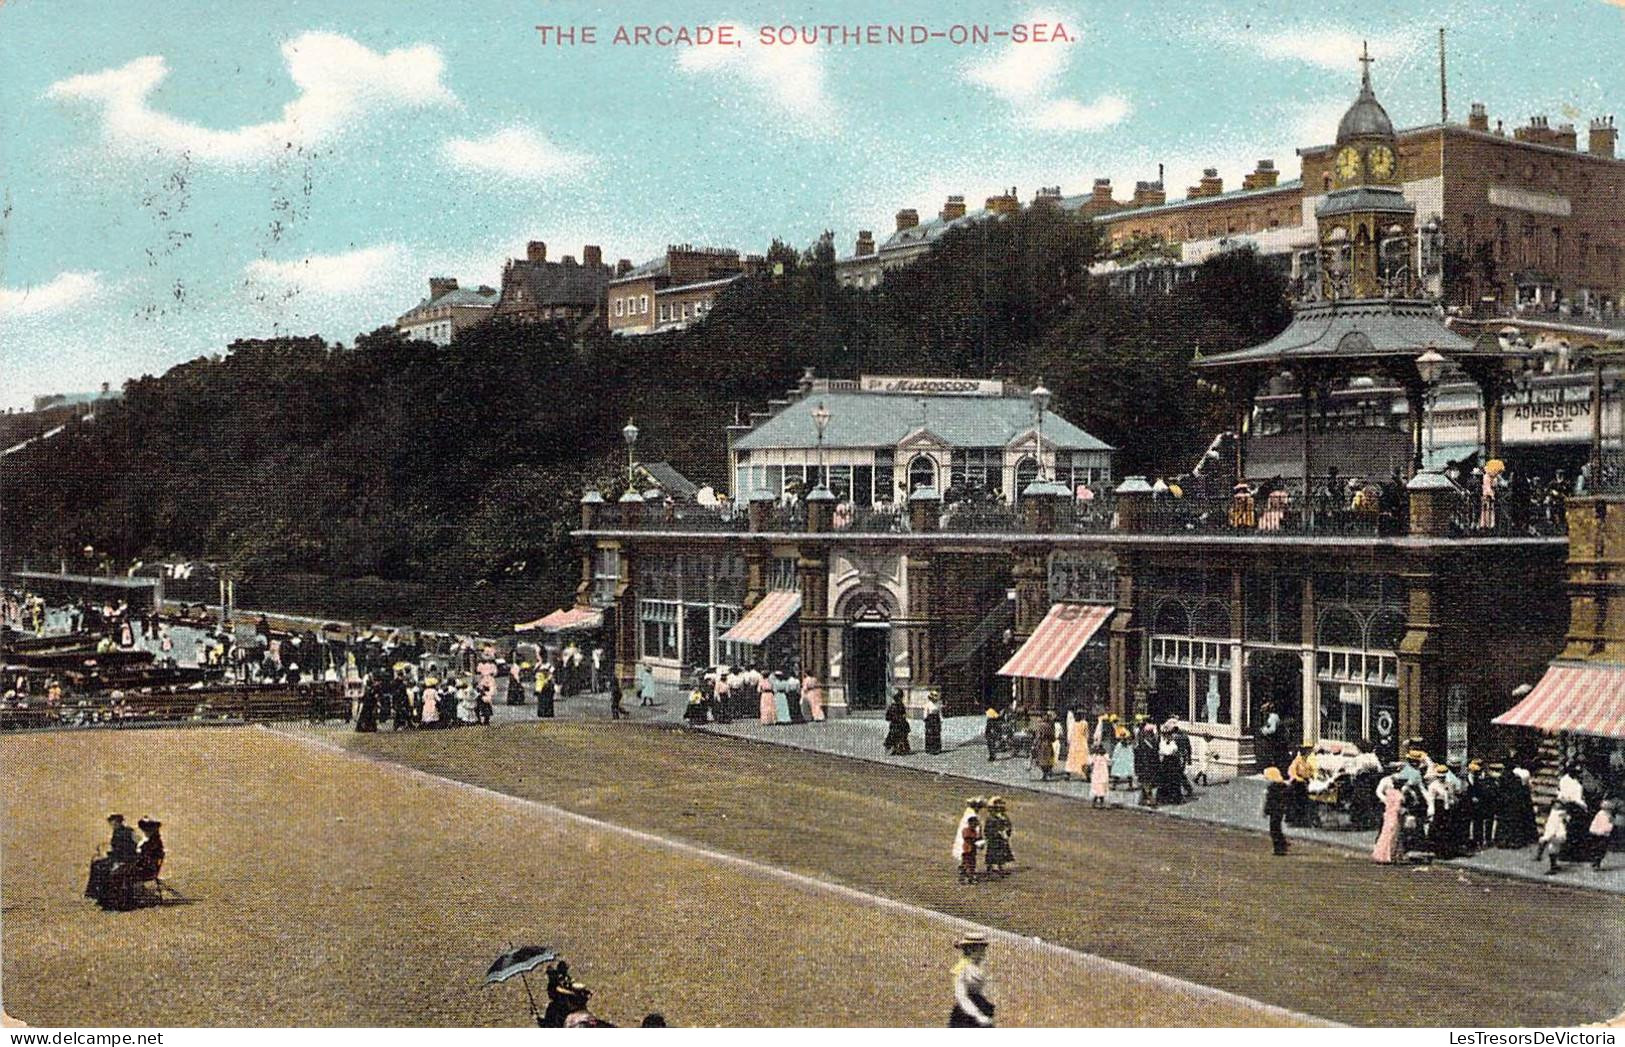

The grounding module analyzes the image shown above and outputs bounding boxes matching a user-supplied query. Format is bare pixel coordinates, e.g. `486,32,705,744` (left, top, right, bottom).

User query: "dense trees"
2,210,1290,630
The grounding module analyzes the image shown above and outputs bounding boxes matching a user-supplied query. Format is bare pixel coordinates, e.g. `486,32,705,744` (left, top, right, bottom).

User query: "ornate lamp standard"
1415,348,1448,470
1030,381,1052,482
621,419,640,495
811,401,831,496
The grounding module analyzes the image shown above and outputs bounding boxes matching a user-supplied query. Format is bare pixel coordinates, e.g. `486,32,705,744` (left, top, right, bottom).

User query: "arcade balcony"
577,476,1569,543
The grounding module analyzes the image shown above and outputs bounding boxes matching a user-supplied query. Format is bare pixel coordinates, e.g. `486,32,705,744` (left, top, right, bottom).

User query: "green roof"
733,392,1113,452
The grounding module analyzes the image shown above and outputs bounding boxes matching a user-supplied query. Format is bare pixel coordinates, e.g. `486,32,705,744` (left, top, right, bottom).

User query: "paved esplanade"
491,691,1625,896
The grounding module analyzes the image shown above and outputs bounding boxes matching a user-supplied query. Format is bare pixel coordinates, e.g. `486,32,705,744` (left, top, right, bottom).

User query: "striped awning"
996,603,1112,681
722,590,802,645
514,606,604,633
1493,662,1625,740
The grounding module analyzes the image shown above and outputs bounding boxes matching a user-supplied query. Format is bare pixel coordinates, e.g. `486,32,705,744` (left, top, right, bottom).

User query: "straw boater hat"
987,796,1006,809
956,931,989,950
966,796,986,808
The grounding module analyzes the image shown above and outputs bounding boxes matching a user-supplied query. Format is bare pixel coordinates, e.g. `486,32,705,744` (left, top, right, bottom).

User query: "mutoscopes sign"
860,376,1004,396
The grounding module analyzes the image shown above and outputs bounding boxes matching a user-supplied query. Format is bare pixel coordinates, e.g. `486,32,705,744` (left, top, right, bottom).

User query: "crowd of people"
676,663,827,728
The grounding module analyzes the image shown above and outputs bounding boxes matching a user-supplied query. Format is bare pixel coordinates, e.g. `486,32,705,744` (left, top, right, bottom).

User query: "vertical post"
1592,353,1605,481
1300,382,1314,517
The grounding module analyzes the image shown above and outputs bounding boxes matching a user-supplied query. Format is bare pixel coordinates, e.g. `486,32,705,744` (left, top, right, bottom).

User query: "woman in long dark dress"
1495,767,1539,848
923,692,943,755
355,680,379,732
883,690,912,755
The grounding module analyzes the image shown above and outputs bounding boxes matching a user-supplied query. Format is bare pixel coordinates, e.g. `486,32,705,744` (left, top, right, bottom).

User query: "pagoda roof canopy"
1194,298,1478,372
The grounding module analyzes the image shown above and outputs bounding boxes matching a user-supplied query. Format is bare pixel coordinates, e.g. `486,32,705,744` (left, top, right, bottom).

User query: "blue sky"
2,0,1623,408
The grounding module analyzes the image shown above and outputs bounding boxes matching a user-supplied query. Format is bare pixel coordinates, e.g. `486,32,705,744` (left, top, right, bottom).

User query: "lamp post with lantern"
811,401,831,496
1415,348,1448,472
621,419,640,497
1030,381,1052,484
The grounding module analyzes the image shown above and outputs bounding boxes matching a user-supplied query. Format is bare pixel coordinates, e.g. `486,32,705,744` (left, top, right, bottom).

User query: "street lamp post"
622,419,639,494
811,401,831,495
1415,348,1448,471
1031,382,1052,482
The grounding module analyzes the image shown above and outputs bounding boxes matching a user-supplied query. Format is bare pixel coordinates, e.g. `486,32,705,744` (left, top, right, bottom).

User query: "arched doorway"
840,589,894,710
907,455,937,494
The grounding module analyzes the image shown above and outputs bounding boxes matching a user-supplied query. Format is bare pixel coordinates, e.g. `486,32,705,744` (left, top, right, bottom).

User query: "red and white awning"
996,603,1112,681
514,606,604,633
721,590,802,645
1493,662,1625,740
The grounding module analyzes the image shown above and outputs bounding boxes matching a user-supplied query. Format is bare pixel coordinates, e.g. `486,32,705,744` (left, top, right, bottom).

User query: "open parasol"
483,945,559,1024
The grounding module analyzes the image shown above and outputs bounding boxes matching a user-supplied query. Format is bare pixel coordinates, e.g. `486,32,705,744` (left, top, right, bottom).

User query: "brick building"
607,245,752,336
395,277,499,345
492,241,612,331
572,62,1580,776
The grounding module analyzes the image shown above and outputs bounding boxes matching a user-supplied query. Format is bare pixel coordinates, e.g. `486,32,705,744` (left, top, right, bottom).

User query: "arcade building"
573,62,1595,772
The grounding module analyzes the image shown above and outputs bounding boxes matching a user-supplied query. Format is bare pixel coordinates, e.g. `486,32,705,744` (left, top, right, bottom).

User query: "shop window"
640,600,679,661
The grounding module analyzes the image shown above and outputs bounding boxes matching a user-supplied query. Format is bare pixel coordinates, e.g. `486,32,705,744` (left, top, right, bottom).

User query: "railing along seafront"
0,682,349,732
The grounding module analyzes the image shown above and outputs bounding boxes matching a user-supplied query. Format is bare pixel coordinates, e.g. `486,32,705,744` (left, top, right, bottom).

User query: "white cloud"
0,271,104,319
1225,26,1422,73
245,244,407,297
443,126,592,184
45,32,455,165
962,10,1128,134
1030,95,1132,133
677,29,839,136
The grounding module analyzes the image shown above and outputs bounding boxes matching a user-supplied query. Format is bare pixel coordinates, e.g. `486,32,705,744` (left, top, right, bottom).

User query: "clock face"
1368,145,1396,180
1335,146,1362,183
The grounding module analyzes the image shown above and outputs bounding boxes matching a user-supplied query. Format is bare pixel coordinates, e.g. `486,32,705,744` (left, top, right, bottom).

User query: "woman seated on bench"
102,818,164,911
84,813,137,903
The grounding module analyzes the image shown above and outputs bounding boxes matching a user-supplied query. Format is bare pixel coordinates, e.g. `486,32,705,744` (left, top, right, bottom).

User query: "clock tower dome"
1316,43,1415,300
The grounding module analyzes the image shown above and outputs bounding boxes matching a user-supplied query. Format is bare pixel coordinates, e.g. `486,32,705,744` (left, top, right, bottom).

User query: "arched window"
907,455,937,494
1154,601,1192,636
1192,600,1232,639
1317,607,1362,648
1368,608,1406,651
1013,455,1040,498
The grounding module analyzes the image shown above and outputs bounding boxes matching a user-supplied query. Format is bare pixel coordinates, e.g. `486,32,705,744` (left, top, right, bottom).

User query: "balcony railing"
582,485,1572,541
1144,495,1390,538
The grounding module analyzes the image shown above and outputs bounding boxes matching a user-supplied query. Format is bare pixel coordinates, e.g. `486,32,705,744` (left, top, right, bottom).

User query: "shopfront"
635,550,750,683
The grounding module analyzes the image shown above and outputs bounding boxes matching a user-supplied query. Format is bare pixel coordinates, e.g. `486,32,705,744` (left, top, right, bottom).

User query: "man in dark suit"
84,813,137,902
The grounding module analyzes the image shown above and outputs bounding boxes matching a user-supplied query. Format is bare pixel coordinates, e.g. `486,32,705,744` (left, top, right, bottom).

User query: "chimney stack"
1555,122,1579,150
616,258,633,276
1591,116,1617,159
895,208,920,232
583,245,603,269
985,187,1020,216
1033,185,1063,207
429,277,459,299
1132,180,1167,207
1241,159,1279,190
940,195,967,221
526,240,547,264
1188,168,1223,199
1467,102,1489,132
854,230,876,256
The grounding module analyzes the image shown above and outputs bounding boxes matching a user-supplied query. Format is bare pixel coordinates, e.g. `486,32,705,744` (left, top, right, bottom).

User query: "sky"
2,0,1623,408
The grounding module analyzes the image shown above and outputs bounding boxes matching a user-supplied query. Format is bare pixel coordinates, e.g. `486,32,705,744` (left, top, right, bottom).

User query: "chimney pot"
1591,115,1618,159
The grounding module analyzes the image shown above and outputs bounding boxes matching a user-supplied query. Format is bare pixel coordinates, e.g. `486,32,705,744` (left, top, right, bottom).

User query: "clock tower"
1316,43,1416,300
